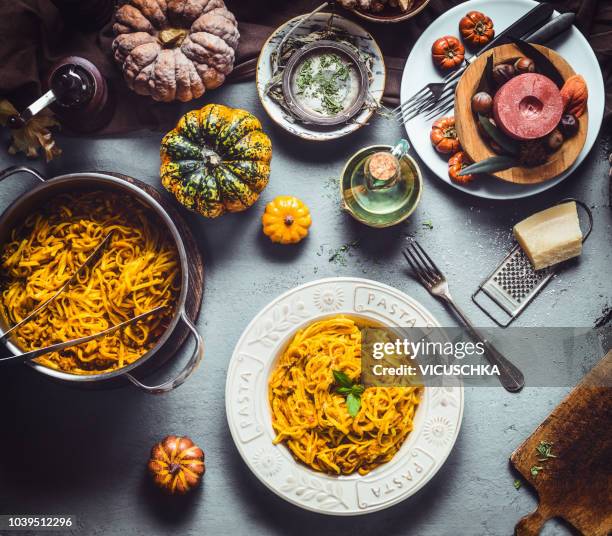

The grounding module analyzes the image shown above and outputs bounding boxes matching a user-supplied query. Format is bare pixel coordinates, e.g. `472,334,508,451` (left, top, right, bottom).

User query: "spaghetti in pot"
0,191,180,375
269,316,422,476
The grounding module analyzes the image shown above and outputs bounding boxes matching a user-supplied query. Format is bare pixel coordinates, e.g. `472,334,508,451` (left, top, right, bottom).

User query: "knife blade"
441,3,555,88
526,12,576,45
478,2,554,56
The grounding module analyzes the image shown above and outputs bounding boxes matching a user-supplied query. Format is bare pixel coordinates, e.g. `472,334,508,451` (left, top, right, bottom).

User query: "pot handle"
0,165,47,184
124,310,203,394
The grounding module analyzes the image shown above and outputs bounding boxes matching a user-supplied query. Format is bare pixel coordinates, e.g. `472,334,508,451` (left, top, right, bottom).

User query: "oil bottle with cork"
340,139,423,228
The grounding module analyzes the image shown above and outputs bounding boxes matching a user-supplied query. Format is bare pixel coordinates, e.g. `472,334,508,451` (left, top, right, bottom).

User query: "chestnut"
546,129,564,151
492,63,516,86
514,57,535,74
558,114,579,138
471,91,493,115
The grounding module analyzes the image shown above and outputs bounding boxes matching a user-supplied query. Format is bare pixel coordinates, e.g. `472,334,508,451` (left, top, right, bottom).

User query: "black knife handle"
526,12,576,44
478,2,554,56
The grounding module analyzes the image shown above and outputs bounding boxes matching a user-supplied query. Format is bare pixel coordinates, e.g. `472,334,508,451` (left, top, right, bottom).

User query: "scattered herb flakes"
323,176,339,200
535,440,556,462
529,440,557,478
421,220,434,230
328,240,359,266
513,479,522,490
530,465,543,477
295,53,350,116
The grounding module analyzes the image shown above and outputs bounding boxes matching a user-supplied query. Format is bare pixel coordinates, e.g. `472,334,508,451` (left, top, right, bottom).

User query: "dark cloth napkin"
0,0,610,135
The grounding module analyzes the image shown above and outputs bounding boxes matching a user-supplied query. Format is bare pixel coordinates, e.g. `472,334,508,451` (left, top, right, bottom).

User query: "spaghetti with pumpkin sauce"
269,316,422,476
0,191,180,374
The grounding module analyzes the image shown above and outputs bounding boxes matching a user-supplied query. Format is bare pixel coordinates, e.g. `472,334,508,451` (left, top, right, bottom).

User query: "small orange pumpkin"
459,11,495,47
448,151,474,184
148,435,205,494
262,196,312,244
430,116,461,154
560,74,588,117
431,36,465,70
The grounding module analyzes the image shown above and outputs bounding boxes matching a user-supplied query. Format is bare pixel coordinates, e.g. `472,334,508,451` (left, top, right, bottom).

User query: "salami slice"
493,73,563,141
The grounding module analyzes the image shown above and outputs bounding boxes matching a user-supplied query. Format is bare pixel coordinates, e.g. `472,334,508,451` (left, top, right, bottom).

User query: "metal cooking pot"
0,165,203,394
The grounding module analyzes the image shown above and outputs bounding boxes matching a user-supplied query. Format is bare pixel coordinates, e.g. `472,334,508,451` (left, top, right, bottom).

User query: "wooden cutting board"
511,351,612,536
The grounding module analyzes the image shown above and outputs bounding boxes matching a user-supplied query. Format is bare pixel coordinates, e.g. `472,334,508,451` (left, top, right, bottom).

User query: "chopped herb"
514,479,522,490
328,240,359,265
295,53,351,116
333,369,365,418
530,465,543,477
535,440,556,462
421,220,434,230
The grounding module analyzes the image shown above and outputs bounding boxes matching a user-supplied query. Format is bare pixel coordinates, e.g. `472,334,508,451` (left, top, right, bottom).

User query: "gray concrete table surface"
0,82,610,536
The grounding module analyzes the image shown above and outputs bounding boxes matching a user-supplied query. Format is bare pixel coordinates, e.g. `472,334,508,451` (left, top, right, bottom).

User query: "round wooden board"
101,171,204,379
455,43,588,185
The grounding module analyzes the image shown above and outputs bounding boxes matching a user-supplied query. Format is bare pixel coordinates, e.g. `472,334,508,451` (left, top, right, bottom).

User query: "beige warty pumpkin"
112,0,240,102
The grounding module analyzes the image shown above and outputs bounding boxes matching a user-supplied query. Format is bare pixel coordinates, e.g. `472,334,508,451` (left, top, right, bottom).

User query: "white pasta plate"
225,277,464,515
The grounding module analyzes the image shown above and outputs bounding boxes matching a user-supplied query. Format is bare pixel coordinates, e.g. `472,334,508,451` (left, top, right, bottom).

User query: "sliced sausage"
493,73,563,140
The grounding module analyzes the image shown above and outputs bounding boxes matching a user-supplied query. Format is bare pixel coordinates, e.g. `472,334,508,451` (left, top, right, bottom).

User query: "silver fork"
402,239,525,393
391,68,462,124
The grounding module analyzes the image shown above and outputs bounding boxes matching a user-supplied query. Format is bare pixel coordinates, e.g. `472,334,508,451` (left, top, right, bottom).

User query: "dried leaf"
0,99,62,162
0,100,19,121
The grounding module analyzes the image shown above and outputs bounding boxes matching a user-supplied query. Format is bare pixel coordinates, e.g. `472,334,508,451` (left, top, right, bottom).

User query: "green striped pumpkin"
160,104,272,218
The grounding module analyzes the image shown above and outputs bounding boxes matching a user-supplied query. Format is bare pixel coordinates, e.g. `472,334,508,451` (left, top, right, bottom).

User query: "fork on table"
402,239,525,393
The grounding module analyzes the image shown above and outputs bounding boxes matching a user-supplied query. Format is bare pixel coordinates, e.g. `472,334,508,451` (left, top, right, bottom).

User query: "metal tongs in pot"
0,231,164,363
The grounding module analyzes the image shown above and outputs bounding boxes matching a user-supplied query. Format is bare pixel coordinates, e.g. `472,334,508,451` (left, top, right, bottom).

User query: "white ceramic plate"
225,277,464,515
400,0,605,200
256,13,386,141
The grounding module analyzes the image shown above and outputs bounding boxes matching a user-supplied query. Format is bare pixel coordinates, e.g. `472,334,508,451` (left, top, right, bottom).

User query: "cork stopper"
367,151,399,182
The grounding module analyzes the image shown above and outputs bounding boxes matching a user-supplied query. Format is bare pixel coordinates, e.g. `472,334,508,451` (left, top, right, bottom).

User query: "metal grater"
472,199,593,327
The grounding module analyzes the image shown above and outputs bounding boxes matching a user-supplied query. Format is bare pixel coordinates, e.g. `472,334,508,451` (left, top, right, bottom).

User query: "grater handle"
444,298,525,392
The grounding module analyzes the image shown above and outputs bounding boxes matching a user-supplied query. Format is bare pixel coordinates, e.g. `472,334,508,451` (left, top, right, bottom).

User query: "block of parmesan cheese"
513,202,583,270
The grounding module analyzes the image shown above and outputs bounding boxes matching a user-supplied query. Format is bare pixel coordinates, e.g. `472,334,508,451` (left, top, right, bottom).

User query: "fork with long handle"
402,239,525,393
392,3,563,124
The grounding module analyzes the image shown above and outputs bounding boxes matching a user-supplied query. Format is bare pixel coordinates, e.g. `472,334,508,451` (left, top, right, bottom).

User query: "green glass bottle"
340,139,423,228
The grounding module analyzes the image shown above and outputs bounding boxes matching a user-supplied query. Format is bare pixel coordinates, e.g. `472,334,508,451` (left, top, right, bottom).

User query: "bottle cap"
367,151,399,182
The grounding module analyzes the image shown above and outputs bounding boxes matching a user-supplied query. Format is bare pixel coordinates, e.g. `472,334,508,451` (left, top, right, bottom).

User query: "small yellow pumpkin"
262,196,311,244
